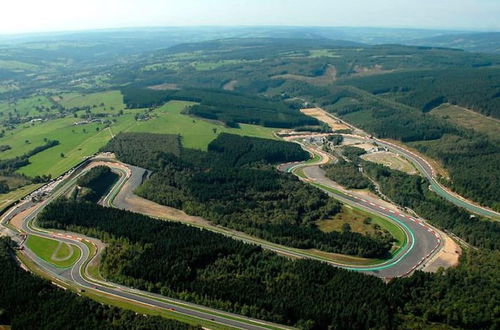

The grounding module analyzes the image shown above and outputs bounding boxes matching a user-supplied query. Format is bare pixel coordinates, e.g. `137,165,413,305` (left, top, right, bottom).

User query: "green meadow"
1,96,276,179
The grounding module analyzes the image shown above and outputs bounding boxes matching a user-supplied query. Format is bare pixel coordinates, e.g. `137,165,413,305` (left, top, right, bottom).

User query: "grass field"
0,95,53,118
308,49,341,58
126,101,277,150
361,151,418,175
54,90,125,114
0,59,38,71
191,59,255,71
5,100,275,177
431,103,500,141
316,203,406,252
26,235,81,268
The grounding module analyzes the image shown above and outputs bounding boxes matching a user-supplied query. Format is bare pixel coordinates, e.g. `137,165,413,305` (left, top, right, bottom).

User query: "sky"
1,0,499,35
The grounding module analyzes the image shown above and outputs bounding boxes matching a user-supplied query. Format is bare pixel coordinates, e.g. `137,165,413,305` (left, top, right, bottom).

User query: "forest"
0,238,197,330
363,161,500,249
338,67,500,118
38,200,394,329
323,159,373,190
37,200,499,330
73,166,118,203
120,87,317,128
102,133,393,258
323,146,373,189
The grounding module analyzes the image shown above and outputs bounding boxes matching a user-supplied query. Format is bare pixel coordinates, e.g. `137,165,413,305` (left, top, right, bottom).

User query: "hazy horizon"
2,0,500,35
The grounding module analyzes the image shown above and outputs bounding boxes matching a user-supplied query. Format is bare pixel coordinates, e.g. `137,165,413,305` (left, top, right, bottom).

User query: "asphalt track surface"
310,108,499,220
0,150,446,327
0,160,290,330
281,147,442,277
371,138,500,220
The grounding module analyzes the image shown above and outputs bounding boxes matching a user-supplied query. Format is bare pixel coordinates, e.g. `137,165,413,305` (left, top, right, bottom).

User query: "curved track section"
0,151,446,327
372,138,500,220
283,146,442,277
1,159,291,330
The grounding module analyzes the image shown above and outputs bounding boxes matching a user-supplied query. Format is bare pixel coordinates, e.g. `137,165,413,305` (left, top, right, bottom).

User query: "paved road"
0,158,290,330
281,143,442,277
306,107,499,220
301,165,441,277
0,152,445,327
372,139,500,220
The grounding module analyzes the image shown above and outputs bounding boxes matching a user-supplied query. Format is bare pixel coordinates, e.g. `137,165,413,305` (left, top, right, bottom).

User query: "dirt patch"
300,108,351,131
9,204,38,231
148,83,180,91
222,80,238,91
422,234,461,272
307,248,375,265
351,64,392,77
123,192,210,227
272,64,337,86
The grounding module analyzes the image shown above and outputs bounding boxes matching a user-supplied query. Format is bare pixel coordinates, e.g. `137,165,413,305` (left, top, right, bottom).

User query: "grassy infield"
25,235,81,268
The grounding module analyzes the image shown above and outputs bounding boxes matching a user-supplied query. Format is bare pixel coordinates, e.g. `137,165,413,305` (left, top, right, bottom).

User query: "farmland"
54,90,125,115
125,100,277,150
1,99,276,177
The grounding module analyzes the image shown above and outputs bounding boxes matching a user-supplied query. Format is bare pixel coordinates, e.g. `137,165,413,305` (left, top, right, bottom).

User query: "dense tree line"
102,133,181,167
324,160,373,190
339,68,500,118
120,87,317,128
37,200,500,330
74,166,118,203
411,134,500,211
207,133,309,166
38,200,394,329
0,238,197,330
363,161,500,249
388,249,500,329
103,133,392,257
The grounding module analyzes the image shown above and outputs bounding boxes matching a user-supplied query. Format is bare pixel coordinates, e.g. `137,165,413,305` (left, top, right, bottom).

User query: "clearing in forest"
300,107,351,131
272,64,337,86
430,103,500,141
